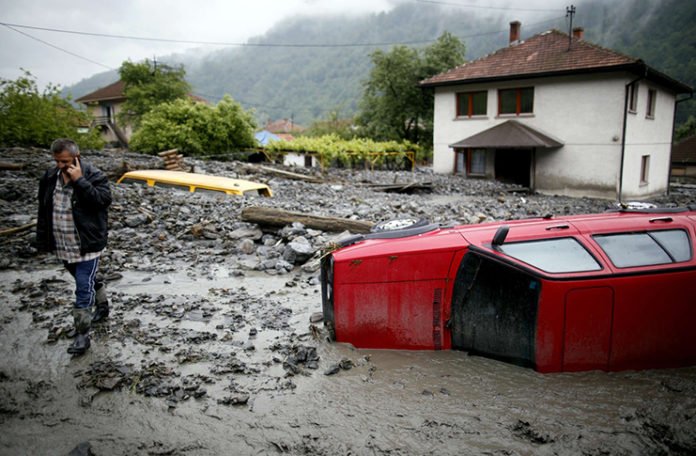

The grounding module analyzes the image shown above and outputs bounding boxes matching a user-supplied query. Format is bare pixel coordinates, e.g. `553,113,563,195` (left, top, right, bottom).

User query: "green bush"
0,71,104,149
129,96,257,155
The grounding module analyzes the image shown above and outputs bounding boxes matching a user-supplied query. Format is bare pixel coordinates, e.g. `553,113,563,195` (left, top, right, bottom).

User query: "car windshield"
498,237,602,273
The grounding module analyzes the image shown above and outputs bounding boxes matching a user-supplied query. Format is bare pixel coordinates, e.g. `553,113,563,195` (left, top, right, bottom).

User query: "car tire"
370,218,429,233
368,218,438,239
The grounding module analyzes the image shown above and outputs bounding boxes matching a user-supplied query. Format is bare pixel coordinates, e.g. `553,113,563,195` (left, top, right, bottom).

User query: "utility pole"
566,5,576,50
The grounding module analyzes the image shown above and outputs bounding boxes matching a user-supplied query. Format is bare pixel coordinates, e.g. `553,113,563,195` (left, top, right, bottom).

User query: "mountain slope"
64,0,696,126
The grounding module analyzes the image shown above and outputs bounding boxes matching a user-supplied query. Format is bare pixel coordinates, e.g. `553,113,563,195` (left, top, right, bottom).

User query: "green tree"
675,115,696,142
357,32,466,152
303,110,356,140
118,59,191,129
129,96,257,155
0,71,103,149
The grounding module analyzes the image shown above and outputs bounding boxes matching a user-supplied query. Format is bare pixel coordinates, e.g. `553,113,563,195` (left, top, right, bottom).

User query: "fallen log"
256,165,324,183
0,162,24,171
365,182,433,193
0,220,37,237
241,207,373,233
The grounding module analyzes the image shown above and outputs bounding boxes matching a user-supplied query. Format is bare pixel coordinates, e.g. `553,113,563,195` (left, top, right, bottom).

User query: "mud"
1,147,696,455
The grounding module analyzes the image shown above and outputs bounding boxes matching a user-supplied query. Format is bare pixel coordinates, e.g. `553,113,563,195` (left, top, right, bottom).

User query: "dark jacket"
36,158,112,255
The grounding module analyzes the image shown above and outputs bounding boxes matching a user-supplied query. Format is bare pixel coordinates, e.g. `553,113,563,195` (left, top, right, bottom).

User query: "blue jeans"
64,258,100,309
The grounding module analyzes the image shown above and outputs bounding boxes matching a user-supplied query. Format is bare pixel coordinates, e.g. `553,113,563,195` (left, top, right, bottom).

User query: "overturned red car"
320,206,696,373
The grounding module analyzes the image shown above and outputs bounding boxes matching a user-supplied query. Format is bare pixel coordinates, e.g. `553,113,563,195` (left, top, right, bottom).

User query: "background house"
421,22,692,201
75,80,130,147
671,135,696,181
263,119,317,167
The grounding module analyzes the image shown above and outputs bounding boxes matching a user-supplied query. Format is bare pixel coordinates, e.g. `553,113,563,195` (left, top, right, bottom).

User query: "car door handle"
649,217,673,223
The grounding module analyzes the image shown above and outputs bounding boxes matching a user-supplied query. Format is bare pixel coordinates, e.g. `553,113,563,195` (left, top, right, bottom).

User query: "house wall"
85,101,132,144
431,73,676,200
284,152,317,168
620,81,676,199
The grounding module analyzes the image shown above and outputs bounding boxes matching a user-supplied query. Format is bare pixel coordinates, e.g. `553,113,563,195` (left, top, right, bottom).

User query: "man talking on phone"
36,138,112,356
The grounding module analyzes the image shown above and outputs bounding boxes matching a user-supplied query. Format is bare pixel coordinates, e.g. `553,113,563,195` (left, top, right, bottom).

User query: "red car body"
320,207,696,373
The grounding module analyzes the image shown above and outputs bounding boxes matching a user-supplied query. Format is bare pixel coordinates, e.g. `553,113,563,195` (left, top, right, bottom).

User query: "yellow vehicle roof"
117,170,272,197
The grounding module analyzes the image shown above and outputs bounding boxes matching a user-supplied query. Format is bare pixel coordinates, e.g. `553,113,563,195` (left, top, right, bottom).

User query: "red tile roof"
421,29,691,93
265,119,304,133
75,80,126,103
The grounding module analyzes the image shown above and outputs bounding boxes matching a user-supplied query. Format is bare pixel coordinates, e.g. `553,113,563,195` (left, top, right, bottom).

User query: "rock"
66,441,93,456
229,226,263,241
282,236,315,264
238,238,256,255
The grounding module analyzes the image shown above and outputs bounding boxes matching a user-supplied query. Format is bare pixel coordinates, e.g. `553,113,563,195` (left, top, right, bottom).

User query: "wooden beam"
241,207,373,233
0,220,37,237
256,165,324,183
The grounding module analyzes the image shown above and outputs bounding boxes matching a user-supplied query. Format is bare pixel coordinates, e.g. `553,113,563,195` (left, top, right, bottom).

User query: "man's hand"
66,157,83,181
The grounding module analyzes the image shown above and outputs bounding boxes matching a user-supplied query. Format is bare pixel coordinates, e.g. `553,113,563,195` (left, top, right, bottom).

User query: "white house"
420,22,692,200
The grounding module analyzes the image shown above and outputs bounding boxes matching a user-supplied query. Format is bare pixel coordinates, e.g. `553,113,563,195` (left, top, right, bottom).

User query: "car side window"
119,178,146,186
498,238,602,273
154,182,191,192
593,229,692,268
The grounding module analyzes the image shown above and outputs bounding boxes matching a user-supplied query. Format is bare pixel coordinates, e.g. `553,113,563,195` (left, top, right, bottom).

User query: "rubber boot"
92,282,110,323
68,307,91,355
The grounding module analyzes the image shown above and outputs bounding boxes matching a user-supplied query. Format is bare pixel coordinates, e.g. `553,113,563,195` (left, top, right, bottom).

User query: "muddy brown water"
1,263,696,455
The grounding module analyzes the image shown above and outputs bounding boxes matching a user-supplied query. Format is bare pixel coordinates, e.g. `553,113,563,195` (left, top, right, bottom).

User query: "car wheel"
371,218,429,233
368,218,438,239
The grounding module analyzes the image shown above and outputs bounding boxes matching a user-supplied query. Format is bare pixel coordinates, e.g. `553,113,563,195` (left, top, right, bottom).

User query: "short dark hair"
50,138,79,156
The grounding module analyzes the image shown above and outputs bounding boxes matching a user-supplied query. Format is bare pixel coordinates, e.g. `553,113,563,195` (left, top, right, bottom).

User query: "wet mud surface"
1,147,696,455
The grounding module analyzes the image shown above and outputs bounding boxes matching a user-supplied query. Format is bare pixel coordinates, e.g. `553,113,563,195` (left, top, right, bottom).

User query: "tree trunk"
241,206,373,233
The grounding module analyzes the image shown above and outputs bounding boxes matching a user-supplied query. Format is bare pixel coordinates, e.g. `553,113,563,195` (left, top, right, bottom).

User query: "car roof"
333,207,696,278
117,170,272,196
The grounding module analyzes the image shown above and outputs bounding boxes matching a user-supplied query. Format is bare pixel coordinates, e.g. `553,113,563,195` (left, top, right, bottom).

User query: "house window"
456,91,487,117
468,149,486,175
646,89,656,118
628,82,639,113
640,155,650,185
498,87,534,115
455,150,466,174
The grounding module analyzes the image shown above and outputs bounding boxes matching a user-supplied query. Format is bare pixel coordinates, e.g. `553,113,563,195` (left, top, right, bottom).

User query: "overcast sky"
0,0,572,90
0,0,401,89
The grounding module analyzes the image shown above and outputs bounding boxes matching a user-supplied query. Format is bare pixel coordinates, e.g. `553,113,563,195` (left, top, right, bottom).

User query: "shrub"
0,71,104,149
129,96,257,155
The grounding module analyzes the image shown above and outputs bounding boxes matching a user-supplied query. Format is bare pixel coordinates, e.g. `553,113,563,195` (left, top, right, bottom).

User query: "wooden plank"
256,165,324,183
0,162,23,171
0,221,37,237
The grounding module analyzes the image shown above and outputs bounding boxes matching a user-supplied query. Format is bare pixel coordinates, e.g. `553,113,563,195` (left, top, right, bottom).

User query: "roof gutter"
618,67,648,203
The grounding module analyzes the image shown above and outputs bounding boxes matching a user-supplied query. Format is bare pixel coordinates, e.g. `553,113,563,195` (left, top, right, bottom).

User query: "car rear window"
593,229,692,268
498,238,602,273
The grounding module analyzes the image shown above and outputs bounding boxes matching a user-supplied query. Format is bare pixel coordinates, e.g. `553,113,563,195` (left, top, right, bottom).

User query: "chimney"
572,27,584,41
509,21,521,45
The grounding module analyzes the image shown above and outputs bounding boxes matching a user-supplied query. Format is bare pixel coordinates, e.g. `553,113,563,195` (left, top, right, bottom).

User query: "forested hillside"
65,0,696,127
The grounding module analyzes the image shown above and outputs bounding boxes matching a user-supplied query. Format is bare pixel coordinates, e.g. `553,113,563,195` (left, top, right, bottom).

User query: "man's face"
54,150,76,172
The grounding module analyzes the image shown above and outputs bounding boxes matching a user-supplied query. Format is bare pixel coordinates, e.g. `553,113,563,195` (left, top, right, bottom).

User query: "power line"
0,21,437,48
414,0,563,13
0,14,566,50
2,23,113,70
